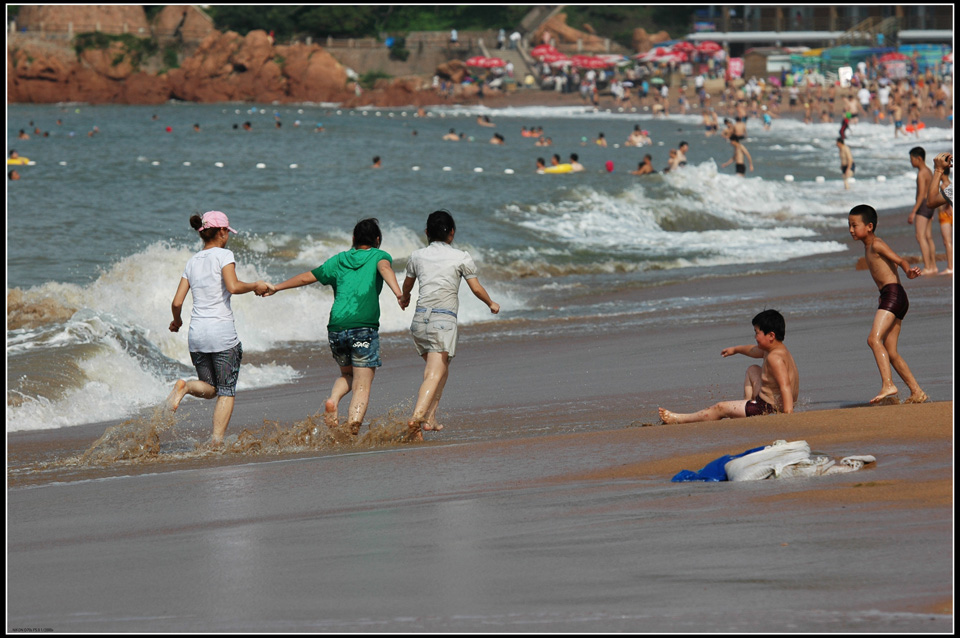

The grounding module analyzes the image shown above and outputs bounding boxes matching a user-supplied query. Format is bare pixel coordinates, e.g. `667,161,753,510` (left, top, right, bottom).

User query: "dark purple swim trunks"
878,282,909,320
745,396,778,417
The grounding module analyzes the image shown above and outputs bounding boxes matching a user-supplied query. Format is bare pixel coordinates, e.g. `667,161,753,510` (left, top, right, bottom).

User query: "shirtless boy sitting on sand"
659,309,799,424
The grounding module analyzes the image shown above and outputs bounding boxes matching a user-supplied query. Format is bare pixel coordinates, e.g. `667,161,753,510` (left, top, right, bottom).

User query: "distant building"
687,6,952,55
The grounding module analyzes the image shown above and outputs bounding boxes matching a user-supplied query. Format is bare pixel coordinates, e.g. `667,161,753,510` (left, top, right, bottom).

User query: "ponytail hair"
190,214,221,241
426,209,456,242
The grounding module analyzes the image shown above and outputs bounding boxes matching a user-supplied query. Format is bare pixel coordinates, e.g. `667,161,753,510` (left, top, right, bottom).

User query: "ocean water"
6,101,953,432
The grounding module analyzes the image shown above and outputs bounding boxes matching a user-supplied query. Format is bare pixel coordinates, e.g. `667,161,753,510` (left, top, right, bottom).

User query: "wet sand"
7,206,954,631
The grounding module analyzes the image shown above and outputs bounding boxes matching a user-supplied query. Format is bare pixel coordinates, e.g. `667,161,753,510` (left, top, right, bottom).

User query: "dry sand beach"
7,200,954,631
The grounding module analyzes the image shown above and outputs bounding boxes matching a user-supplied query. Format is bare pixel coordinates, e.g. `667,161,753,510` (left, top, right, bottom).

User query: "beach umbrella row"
634,40,722,63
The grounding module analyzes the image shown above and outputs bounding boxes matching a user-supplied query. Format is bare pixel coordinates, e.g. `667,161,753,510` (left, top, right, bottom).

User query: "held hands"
169,317,182,333
255,281,278,297
398,292,410,310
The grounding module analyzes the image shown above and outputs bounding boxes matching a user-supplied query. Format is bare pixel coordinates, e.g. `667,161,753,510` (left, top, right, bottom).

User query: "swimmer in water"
631,155,654,176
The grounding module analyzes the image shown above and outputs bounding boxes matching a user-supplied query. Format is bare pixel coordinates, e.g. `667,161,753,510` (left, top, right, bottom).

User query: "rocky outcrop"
632,28,672,54
534,13,608,52
8,27,359,105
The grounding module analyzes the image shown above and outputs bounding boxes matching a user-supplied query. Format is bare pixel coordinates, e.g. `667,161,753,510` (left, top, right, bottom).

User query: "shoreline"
9,200,954,484
7,193,954,630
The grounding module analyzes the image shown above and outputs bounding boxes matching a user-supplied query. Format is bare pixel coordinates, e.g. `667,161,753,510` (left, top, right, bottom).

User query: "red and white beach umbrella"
465,56,489,67
672,41,696,53
539,51,570,64
696,41,722,54
481,57,506,68
571,55,610,69
531,44,560,58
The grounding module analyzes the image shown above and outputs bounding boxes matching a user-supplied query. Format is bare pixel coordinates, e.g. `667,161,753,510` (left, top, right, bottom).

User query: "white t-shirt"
878,86,890,106
182,247,239,353
405,242,478,315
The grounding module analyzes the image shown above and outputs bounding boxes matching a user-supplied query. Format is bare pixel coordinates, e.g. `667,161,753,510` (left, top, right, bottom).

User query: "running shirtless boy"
848,204,927,404
659,310,799,424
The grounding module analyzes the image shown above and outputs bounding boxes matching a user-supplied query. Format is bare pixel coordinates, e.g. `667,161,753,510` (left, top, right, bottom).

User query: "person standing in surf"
263,219,404,436
166,211,270,446
399,210,500,439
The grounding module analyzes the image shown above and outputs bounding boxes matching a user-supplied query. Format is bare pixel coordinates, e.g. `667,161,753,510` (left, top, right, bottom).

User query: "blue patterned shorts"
328,327,381,368
191,342,243,397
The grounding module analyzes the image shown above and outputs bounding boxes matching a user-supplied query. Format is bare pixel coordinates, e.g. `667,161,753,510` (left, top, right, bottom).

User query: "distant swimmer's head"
570,153,579,162
752,309,786,342
353,218,382,248
426,209,456,243
9,169,20,181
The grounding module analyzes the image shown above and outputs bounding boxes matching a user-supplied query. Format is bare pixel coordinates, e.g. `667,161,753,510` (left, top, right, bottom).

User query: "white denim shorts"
410,308,459,358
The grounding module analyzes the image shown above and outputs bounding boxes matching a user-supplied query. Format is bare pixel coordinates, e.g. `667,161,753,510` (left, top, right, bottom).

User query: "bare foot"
658,407,680,424
323,398,338,428
904,390,929,404
406,420,425,442
869,387,899,404
421,419,444,432
347,421,362,436
939,269,952,276
165,379,187,412
921,268,940,276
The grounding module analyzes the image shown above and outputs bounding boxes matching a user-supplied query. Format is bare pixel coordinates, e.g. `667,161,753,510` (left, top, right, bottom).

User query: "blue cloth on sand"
671,446,766,482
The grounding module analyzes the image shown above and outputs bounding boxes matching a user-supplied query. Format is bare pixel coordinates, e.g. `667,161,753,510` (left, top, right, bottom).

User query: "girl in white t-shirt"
166,211,268,446
399,210,499,439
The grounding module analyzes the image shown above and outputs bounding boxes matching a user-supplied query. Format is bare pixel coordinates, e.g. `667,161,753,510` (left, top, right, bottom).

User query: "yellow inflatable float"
543,163,573,174
8,156,31,165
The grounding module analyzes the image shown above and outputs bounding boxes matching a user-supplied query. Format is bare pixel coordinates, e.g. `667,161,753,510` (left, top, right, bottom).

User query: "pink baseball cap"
200,210,237,234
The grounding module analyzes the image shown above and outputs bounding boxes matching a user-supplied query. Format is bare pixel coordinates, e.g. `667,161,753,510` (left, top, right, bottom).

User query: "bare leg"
210,395,235,444
659,400,748,424
938,217,953,274
915,216,939,275
166,379,215,411
325,366,354,427
344,367,376,435
409,352,450,432
882,318,927,403
867,310,901,403
743,365,762,401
